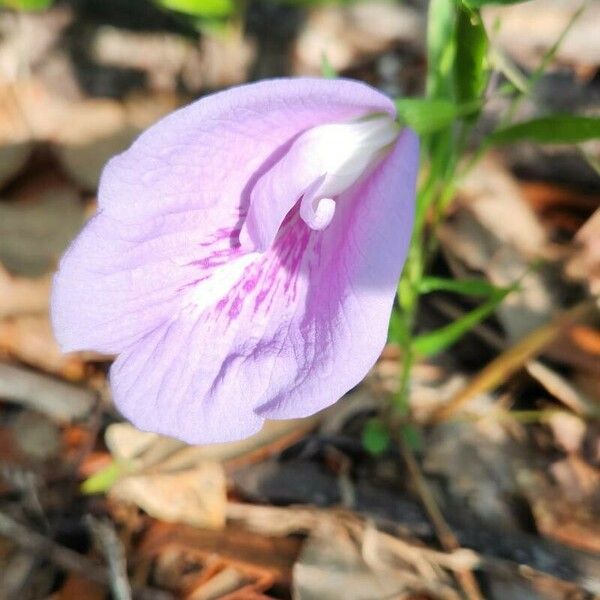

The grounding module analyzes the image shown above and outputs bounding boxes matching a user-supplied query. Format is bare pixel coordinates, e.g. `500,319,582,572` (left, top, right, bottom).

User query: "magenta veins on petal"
51,78,419,444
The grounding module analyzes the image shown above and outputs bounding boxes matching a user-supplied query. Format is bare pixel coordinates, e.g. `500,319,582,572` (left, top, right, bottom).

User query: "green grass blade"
412,289,511,357
489,115,600,145
454,5,488,112
395,98,481,135
1,0,53,9
417,277,512,297
156,0,235,18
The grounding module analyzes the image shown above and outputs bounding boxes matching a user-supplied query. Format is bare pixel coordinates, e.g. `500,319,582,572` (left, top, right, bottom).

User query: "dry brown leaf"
457,155,548,258
483,0,600,71
54,92,184,190
105,415,325,476
110,462,226,530
520,181,600,235
0,7,72,84
0,171,84,277
0,81,55,192
518,467,600,554
185,566,248,600
423,421,520,530
0,314,85,379
0,264,50,319
546,411,587,454
0,142,31,190
13,410,61,461
103,415,328,531
194,33,256,91
293,519,462,600
90,26,254,94
526,360,599,416
52,98,130,190
567,208,600,298
0,80,70,142
91,26,200,92
138,520,300,592
546,324,600,378
53,573,105,600
294,1,423,75
442,156,557,343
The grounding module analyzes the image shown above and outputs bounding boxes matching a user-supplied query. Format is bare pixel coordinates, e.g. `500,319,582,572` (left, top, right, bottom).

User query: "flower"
51,78,419,444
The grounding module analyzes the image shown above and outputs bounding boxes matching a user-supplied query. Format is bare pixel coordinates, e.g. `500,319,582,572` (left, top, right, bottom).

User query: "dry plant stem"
396,433,484,600
87,516,132,600
0,512,107,583
0,362,95,422
431,301,596,422
430,298,597,418
0,511,171,599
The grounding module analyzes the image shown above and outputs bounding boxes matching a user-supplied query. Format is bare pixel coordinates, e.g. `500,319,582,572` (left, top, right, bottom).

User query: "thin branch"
396,433,484,600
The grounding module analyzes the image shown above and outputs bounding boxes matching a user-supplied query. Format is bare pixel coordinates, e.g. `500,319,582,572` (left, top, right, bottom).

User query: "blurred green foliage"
382,0,599,450
362,418,391,455
454,4,488,111
156,0,235,18
0,0,53,10
489,115,600,145
395,99,481,135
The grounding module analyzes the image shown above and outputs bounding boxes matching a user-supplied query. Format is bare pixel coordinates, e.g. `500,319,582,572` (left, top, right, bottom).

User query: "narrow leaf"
81,461,127,495
395,98,480,134
156,0,234,18
412,289,511,357
320,52,337,79
1,0,53,9
362,419,391,456
388,306,408,346
454,5,488,112
426,0,456,100
418,276,511,297
465,0,535,7
489,115,600,145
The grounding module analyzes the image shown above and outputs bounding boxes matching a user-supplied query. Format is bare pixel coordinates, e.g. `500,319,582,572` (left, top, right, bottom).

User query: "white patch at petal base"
186,251,259,314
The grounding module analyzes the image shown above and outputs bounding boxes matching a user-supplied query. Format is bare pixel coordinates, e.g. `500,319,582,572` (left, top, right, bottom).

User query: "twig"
431,301,596,423
430,297,598,418
396,433,484,600
87,516,132,600
0,510,107,583
0,362,95,423
0,510,171,600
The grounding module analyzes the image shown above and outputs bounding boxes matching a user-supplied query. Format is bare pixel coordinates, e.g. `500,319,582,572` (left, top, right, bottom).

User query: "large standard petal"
99,78,395,222
256,129,419,420
51,208,249,353
110,129,419,443
52,78,394,354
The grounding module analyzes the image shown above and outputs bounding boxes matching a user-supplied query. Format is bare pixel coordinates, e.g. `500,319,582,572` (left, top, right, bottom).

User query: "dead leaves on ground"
0,5,600,599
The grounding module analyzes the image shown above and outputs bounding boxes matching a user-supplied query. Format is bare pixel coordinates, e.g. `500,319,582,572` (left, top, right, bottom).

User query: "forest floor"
0,1,599,599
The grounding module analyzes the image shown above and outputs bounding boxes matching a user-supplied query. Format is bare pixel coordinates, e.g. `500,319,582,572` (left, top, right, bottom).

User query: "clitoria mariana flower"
51,78,419,444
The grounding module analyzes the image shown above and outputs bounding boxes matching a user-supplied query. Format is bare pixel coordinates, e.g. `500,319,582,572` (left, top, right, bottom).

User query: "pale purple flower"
51,78,419,444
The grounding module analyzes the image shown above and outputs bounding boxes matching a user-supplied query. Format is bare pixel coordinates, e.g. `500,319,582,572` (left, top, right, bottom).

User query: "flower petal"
239,114,398,252
110,129,418,443
52,79,394,354
256,129,419,419
99,78,395,222
51,209,245,353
